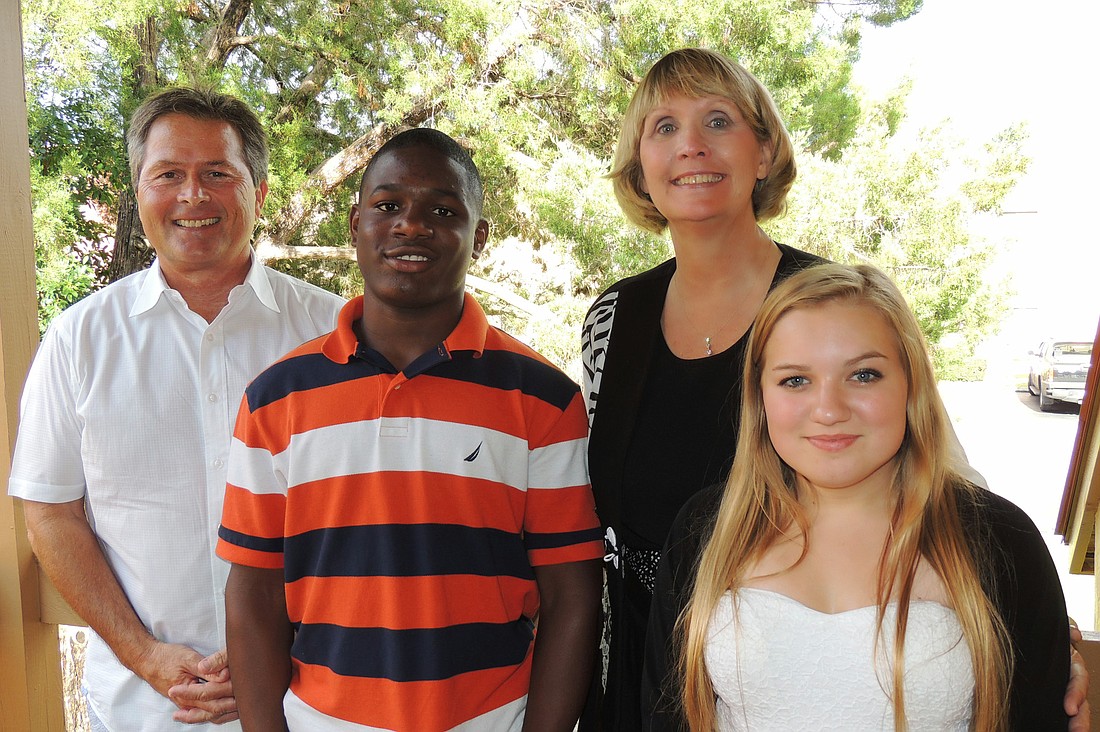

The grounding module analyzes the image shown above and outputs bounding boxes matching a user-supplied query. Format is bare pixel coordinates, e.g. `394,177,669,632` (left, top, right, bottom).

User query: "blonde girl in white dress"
644,263,1070,731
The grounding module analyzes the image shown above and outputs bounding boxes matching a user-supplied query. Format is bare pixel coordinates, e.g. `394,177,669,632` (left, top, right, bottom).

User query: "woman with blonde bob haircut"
583,47,1087,731
642,264,1071,730
582,47,825,730
609,48,796,233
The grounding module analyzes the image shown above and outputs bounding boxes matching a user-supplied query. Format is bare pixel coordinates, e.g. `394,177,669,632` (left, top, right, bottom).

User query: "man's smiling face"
135,113,267,282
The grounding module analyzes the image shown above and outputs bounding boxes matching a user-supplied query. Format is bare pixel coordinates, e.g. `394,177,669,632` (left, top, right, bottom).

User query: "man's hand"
168,649,240,725
1066,622,1091,732
132,641,239,724
23,500,239,723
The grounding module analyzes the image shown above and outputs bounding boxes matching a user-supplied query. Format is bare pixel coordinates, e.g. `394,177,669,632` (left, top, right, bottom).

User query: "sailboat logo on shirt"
464,442,483,462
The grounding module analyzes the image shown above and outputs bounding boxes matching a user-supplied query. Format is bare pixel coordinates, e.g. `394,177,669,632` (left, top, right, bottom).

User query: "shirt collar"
444,292,490,356
241,252,281,313
128,250,279,317
321,292,489,367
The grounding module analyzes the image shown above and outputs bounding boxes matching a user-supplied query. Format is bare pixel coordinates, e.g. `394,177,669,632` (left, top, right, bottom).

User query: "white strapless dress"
704,587,974,731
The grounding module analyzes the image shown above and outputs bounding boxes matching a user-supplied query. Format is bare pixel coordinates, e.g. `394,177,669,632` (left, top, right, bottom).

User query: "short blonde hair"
609,48,796,233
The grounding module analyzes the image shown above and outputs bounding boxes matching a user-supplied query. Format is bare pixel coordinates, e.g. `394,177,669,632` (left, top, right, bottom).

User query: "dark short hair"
361,128,484,217
127,86,268,186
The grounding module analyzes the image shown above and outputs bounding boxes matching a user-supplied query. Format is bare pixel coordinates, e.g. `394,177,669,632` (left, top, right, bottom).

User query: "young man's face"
350,145,488,314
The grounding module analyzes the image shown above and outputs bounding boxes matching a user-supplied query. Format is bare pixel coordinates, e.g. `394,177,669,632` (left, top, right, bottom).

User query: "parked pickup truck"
1028,339,1093,411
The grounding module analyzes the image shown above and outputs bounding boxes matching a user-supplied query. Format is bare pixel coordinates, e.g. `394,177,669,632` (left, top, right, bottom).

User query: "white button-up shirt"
8,255,345,731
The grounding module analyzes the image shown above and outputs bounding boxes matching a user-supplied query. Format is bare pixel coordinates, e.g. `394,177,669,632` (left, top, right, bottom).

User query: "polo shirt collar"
129,250,278,317
321,292,490,369
321,297,365,364
443,292,490,356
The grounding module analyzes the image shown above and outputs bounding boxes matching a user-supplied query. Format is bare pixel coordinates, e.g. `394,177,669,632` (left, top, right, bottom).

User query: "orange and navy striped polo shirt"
217,293,604,731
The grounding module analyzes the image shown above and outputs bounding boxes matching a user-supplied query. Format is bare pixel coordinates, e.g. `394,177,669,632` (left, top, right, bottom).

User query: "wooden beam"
0,0,67,728
1077,632,1100,723
39,563,85,626
1057,317,1100,574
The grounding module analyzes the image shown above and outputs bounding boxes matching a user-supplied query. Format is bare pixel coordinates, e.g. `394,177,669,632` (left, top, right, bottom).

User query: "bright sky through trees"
854,0,1100,340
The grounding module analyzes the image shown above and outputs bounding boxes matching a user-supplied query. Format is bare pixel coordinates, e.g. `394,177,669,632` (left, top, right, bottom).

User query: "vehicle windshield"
1053,342,1092,360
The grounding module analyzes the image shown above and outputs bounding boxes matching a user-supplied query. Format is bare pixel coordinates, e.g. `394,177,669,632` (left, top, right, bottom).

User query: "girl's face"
760,300,909,498
637,93,771,229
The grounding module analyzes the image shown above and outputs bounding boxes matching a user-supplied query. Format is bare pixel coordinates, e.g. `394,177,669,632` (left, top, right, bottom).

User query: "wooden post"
0,0,67,728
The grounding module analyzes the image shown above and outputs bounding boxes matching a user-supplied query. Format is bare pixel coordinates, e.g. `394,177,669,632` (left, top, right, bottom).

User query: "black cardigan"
582,244,824,538
579,244,824,730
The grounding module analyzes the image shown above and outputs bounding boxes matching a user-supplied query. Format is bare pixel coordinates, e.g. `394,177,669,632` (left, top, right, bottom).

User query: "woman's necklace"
700,324,737,356
664,277,756,358
666,234,780,358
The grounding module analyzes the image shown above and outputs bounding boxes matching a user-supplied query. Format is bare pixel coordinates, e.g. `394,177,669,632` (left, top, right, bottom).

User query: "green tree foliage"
29,165,99,334
769,101,1026,378
23,0,1022,379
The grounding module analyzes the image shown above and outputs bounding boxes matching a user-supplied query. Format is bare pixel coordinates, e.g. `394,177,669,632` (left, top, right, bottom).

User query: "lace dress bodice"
705,587,974,731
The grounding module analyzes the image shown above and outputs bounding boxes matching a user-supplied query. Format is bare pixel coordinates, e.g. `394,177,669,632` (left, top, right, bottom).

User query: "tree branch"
271,58,332,125
258,29,525,254
134,16,160,90
258,96,435,250
224,34,261,49
203,0,253,69
253,243,551,319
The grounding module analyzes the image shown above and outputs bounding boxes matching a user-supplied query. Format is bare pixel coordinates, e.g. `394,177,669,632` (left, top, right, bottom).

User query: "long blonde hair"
680,263,1010,730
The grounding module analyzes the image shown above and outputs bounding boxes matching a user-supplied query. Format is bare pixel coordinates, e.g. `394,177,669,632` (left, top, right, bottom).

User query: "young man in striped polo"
218,128,604,731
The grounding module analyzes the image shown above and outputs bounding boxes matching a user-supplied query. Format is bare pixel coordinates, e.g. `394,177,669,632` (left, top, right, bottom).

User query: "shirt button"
205,333,215,342
213,459,224,469
207,393,218,403
394,384,401,390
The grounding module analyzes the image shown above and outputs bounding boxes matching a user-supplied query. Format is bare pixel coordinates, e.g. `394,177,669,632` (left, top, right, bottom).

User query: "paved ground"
938,377,1094,629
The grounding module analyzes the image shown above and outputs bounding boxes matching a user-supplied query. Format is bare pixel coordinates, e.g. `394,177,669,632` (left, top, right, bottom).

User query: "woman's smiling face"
638,93,771,229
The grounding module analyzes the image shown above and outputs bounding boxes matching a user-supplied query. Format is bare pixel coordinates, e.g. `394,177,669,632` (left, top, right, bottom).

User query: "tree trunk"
134,16,160,89
105,191,152,283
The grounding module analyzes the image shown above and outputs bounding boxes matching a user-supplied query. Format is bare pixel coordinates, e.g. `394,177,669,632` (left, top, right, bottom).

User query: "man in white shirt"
7,87,345,731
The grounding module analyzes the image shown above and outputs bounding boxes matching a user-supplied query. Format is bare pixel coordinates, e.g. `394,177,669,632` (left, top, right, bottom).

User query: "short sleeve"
8,322,88,503
523,392,603,567
216,393,288,569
